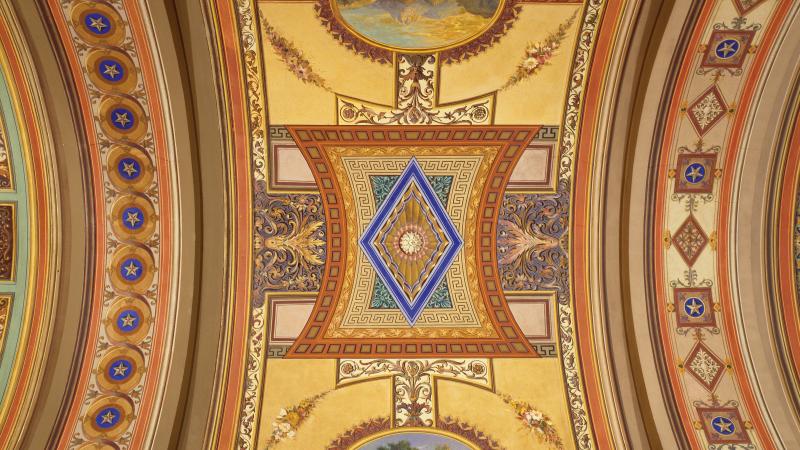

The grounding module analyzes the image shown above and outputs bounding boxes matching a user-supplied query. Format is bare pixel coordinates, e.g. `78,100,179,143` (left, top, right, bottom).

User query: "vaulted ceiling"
0,0,798,449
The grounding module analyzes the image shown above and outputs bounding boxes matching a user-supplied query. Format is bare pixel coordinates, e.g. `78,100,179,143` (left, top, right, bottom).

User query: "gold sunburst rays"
374,181,450,301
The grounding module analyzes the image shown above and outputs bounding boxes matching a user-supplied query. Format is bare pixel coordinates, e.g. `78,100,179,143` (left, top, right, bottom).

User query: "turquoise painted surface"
0,66,31,403
371,174,453,210
369,174,454,309
371,276,453,309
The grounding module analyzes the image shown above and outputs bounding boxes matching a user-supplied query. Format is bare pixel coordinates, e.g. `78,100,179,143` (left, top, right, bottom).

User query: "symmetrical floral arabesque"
0,205,13,280
339,54,491,126
338,358,490,427
497,182,569,291
253,180,326,299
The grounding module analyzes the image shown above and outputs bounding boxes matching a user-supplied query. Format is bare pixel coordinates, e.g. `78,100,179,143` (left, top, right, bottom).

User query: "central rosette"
398,228,425,256
360,157,463,325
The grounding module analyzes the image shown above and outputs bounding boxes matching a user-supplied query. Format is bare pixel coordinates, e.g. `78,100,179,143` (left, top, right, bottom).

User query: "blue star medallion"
120,257,144,282
98,59,124,83
95,406,121,429
684,297,705,318
684,163,706,184
84,12,111,35
116,309,140,332
711,416,736,435
715,39,740,59
117,157,141,180
110,107,135,131
121,206,145,231
108,358,133,381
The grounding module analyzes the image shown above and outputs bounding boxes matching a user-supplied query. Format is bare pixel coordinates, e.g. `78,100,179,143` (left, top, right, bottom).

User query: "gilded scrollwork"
338,358,490,427
253,181,326,299
498,184,569,292
0,205,13,280
338,53,492,126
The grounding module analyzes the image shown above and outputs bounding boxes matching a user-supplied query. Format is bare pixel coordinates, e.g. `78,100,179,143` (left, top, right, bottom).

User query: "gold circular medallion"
99,97,148,143
96,346,146,393
108,245,155,294
107,146,155,192
82,395,134,440
110,195,157,241
105,297,152,345
70,2,126,46
86,49,138,94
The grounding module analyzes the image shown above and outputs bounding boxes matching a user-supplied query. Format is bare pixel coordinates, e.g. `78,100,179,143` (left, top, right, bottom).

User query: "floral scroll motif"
260,17,330,91
264,392,328,448
500,394,564,449
253,181,326,301
326,417,393,450
339,54,491,125
501,9,578,90
0,205,12,280
327,417,504,450
437,417,506,450
339,97,490,126
0,129,11,189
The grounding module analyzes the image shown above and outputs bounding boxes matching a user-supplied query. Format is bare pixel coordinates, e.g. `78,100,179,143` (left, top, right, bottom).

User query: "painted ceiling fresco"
238,0,587,448
0,0,800,449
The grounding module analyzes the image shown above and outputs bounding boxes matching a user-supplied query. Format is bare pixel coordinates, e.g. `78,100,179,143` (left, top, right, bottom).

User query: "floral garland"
500,394,564,449
501,9,579,91
265,392,328,448
260,17,331,91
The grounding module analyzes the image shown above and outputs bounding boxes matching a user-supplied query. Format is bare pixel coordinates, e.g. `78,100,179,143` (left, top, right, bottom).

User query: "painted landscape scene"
336,0,501,49
358,432,472,450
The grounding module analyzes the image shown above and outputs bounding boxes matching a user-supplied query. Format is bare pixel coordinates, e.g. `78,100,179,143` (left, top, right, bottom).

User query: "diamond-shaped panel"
687,85,728,136
700,29,755,70
732,0,767,15
672,215,708,266
360,158,463,325
684,342,725,391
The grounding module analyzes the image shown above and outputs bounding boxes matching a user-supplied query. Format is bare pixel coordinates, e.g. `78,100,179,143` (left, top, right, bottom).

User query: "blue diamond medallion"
359,158,462,325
